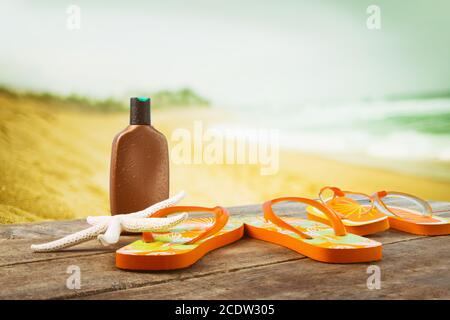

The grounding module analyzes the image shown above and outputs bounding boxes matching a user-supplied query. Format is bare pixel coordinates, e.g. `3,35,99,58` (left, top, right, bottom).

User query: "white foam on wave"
213,98,450,162
278,129,450,161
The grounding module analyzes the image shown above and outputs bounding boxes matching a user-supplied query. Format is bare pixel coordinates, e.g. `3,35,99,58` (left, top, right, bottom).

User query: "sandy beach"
0,95,449,223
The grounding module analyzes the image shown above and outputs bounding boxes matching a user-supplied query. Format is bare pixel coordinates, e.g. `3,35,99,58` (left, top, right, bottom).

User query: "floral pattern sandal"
306,187,390,235
243,197,382,263
116,206,244,270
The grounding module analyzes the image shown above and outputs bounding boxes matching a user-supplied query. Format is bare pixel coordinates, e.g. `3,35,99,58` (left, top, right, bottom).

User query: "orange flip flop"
243,197,382,263
373,191,450,235
306,187,390,235
116,206,244,270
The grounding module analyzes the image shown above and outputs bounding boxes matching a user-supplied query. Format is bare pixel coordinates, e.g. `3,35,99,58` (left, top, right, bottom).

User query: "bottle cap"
130,97,150,125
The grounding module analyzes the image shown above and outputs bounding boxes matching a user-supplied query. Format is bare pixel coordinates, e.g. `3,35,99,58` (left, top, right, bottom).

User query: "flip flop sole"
243,217,382,263
116,219,244,270
306,211,390,236
387,216,450,236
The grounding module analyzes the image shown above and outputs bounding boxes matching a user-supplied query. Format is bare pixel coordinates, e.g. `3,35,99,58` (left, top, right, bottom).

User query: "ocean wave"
215,98,450,162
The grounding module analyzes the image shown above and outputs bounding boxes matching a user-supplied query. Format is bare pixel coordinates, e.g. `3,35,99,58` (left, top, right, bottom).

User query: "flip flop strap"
373,191,433,217
319,186,346,198
319,186,374,217
143,206,229,244
263,197,347,239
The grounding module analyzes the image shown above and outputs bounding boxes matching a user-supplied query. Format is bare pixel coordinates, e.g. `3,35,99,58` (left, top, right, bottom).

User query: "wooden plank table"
0,199,449,300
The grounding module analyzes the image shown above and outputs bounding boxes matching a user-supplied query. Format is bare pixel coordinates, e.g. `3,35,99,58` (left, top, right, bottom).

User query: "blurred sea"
215,98,450,179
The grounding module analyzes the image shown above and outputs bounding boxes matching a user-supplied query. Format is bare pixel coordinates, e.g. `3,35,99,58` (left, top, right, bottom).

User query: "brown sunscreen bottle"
110,97,169,215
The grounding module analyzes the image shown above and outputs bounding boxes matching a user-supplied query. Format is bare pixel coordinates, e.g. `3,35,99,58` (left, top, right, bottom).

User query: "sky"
0,0,449,107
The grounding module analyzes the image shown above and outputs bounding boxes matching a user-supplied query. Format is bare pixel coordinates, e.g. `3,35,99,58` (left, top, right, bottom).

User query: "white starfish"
31,191,187,252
